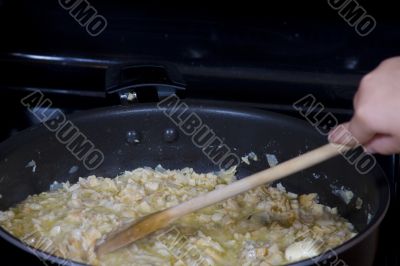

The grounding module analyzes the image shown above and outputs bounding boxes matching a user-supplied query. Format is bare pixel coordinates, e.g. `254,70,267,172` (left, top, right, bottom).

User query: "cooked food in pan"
0,167,356,265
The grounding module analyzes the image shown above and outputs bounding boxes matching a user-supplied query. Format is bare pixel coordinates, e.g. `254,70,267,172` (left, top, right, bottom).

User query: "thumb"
365,134,399,155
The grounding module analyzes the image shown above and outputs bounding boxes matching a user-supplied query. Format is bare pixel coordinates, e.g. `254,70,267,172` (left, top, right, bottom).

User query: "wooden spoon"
95,143,349,256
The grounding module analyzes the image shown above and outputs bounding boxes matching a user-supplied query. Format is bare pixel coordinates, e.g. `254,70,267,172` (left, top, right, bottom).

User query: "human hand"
329,57,400,155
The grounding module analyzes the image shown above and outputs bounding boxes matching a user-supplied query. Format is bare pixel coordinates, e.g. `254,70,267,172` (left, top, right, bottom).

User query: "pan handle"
105,63,186,104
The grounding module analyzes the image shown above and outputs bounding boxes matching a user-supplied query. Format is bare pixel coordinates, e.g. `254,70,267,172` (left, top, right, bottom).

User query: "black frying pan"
0,102,390,265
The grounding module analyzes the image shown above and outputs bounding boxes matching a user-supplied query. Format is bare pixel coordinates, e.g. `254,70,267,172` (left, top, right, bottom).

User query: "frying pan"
0,101,390,266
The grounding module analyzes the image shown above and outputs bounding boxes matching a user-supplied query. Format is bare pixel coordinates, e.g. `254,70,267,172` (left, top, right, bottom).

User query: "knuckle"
376,57,400,72
360,57,400,91
353,107,373,128
380,57,399,67
359,73,374,91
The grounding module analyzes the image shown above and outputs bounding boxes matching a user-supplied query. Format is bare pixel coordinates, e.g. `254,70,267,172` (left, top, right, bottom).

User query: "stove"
0,1,399,265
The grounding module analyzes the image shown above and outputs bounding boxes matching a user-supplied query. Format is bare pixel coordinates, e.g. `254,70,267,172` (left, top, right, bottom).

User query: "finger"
346,114,376,145
365,135,400,155
328,123,349,144
328,122,359,147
